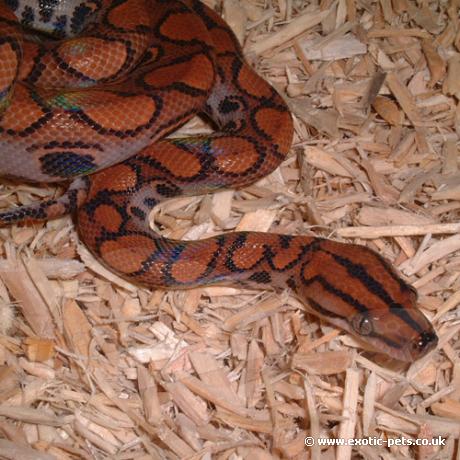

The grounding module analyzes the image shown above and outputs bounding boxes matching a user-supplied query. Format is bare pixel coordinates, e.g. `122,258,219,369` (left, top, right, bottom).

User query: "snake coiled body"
0,0,437,361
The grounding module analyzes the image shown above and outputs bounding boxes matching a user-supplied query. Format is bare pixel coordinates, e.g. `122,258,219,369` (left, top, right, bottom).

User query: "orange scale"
237,65,273,98
231,237,265,270
93,204,123,233
271,245,303,271
147,46,160,62
102,163,138,192
0,42,18,92
208,29,235,53
254,108,286,140
212,138,260,174
0,4,18,21
80,92,156,130
107,0,153,29
300,255,320,283
153,142,202,178
170,241,219,284
159,12,209,43
143,61,186,88
0,85,45,130
101,235,157,274
182,54,214,90
58,38,127,80
144,54,213,91
17,42,39,81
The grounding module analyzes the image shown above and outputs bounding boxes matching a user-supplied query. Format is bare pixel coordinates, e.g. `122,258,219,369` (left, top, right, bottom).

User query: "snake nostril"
413,330,438,354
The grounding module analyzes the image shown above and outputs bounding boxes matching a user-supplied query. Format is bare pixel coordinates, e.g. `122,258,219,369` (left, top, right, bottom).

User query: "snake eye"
351,313,373,336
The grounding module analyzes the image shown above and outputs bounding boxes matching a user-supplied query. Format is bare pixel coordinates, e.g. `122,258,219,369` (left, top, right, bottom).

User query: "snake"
0,0,437,361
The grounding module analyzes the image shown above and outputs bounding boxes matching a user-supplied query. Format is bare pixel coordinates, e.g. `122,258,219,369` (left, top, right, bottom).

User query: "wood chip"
1,0,458,457
247,8,331,55
385,71,424,126
372,95,404,125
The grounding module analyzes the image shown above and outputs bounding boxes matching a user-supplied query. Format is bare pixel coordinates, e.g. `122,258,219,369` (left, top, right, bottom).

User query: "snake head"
299,240,438,362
